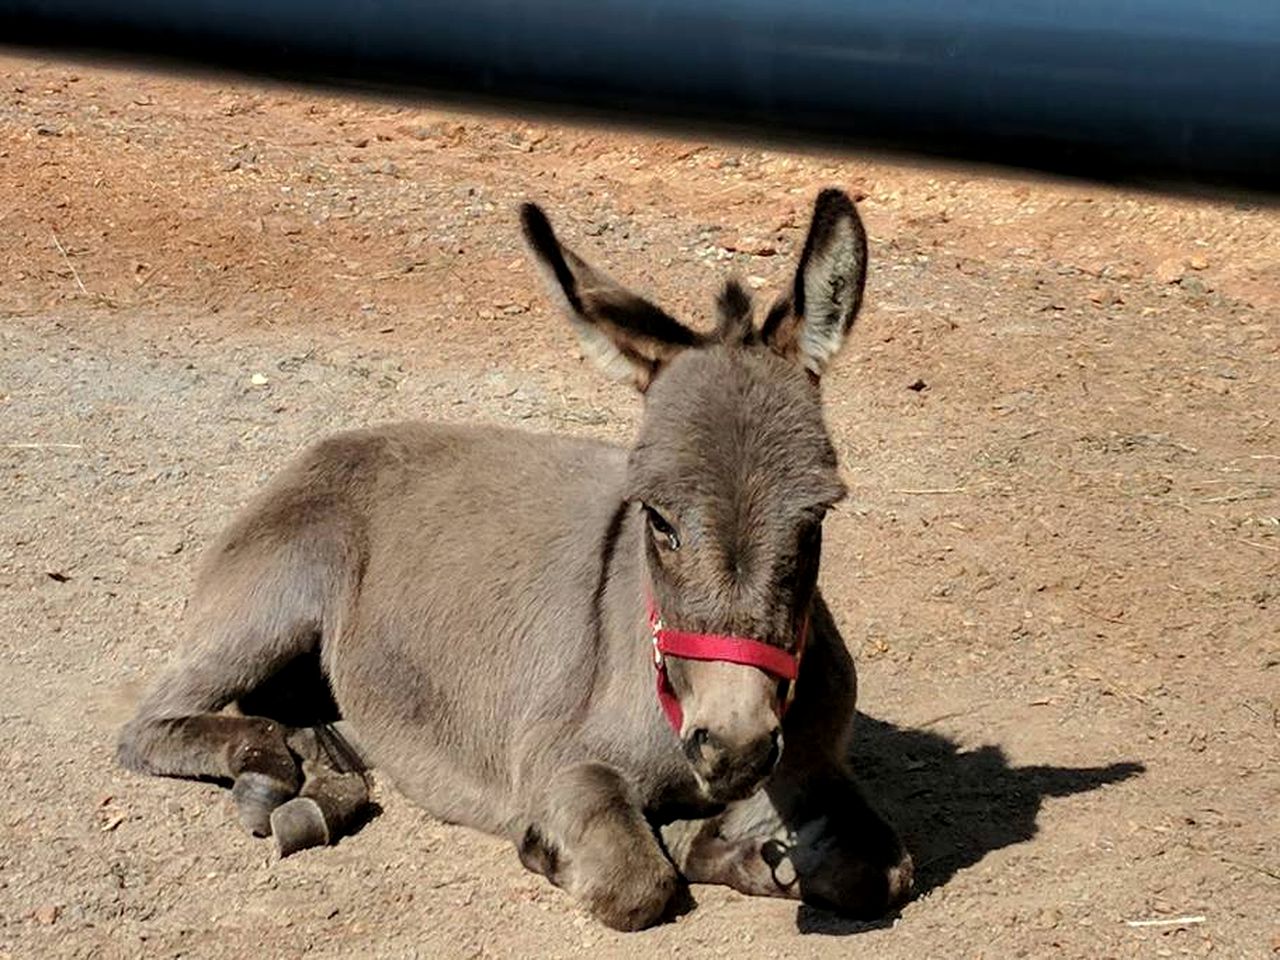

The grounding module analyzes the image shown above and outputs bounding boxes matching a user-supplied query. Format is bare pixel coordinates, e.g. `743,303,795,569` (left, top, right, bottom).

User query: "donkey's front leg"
517,763,678,931
663,770,913,918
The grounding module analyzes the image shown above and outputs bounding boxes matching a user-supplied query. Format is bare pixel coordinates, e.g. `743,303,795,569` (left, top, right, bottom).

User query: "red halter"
646,595,808,732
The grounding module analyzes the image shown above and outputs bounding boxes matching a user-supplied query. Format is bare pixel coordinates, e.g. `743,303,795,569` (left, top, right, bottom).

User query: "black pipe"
3,0,1278,195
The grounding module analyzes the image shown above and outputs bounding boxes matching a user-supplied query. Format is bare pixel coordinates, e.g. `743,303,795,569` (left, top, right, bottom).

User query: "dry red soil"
1,52,1277,959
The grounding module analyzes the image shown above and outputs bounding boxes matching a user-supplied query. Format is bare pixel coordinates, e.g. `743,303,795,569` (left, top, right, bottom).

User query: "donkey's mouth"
696,766,777,805
689,731,784,804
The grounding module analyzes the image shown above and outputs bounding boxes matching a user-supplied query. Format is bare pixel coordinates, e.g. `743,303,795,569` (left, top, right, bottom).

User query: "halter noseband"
646,594,807,732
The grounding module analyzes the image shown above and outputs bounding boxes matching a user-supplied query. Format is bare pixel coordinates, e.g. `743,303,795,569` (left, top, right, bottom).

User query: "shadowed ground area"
854,715,1145,901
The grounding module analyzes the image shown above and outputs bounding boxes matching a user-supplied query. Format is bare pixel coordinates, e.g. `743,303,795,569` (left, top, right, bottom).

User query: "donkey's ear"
761,189,868,380
520,203,703,392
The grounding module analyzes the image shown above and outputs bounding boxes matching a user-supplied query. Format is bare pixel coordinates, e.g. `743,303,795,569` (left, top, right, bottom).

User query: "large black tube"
2,0,1278,194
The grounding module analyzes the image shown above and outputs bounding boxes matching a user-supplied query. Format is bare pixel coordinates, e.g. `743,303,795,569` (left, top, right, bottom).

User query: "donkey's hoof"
585,860,678,932
887,851,915,909
761,838,799,889
270,770,370,857
232,771,295,837
271,797,331,857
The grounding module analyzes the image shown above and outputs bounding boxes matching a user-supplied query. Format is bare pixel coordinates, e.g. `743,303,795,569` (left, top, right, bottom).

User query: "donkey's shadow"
794,713,1144,935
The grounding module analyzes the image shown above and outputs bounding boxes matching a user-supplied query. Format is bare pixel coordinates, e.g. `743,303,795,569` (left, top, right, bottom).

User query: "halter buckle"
651,616,665,667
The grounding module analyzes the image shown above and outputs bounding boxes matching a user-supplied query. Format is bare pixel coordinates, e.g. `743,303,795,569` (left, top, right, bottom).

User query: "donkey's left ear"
761,188,868,380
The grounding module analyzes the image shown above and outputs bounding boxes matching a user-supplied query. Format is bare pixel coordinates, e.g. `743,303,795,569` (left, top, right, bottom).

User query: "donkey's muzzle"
684,725,782,801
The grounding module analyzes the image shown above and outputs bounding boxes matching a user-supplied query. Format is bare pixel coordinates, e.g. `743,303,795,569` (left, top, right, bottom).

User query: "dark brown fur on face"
116,188,913,931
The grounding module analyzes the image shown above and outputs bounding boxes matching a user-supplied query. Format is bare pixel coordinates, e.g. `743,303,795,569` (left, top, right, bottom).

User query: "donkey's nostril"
683,727,711,764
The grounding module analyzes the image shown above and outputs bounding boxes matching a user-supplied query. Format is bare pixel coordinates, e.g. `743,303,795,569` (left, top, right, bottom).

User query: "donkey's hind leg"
117,532,353,836
270,725,371,857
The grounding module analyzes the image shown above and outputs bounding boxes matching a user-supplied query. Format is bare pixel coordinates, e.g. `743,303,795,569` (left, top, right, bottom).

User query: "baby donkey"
118,187,913,930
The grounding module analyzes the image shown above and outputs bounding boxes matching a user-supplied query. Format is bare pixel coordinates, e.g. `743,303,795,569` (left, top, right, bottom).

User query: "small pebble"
1154,258,1185,284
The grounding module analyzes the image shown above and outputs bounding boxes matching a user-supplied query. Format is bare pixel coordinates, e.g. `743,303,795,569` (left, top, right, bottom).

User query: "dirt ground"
1,52,1277,960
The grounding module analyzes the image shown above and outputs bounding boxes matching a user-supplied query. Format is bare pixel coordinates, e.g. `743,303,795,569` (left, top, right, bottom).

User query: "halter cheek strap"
647,596,808,732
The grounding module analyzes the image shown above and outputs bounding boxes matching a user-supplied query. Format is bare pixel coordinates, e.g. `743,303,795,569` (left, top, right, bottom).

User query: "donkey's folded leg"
117,524,361,838
517,762,678,932
663,773,913,918
662,812,792,897
270,725,371,857
118,685,303,837
768,772,913,917
270,762,369,857
662,788,809,899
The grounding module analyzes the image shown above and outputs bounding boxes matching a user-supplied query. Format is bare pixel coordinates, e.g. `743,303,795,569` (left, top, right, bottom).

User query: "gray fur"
117,189,912,930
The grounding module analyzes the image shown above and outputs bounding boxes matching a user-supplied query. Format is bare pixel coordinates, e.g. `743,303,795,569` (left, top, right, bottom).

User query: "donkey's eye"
644,506,681,551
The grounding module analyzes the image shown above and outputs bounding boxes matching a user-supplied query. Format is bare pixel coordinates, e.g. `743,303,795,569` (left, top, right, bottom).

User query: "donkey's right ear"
520,203,703,392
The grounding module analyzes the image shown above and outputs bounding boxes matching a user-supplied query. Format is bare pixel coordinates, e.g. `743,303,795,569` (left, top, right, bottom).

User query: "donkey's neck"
598,501,653,676
584,499,672,731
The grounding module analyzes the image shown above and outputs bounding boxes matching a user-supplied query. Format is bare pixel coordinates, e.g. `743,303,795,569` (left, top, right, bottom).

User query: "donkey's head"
523,190,865,803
